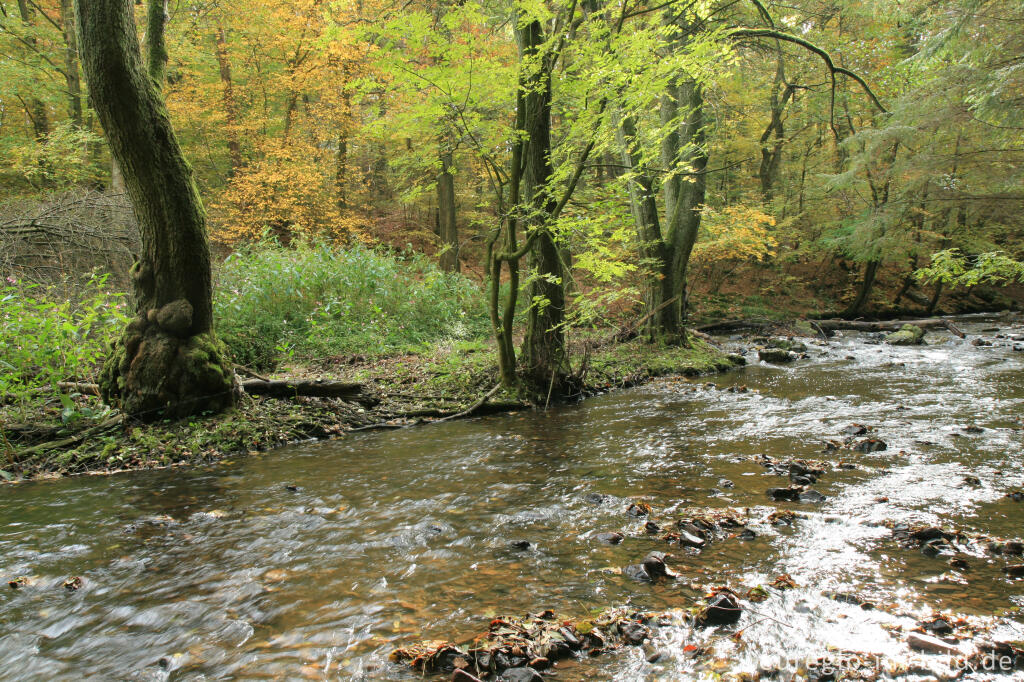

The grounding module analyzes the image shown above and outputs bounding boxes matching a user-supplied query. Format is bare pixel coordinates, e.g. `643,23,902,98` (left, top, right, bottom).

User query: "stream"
2,315,1024,680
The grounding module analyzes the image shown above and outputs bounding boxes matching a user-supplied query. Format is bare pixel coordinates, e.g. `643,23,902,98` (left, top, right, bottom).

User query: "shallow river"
2,316,1024,680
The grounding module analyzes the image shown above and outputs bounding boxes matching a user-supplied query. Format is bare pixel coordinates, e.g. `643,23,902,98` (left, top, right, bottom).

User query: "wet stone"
853,438,887,453
644,520,661,534
844,423,869,436
718,478,735,489
618,621,650,646
739,528,757,540
798,489,827,503
1003,564,1024,578
767,487,801,502
510,540,533,551
697,591,742,626
585,493,608,505
595,532,624,545
497,667,543,682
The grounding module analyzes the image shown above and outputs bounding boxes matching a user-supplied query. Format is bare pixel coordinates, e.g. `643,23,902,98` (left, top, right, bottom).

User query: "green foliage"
0,274,129,417
214,240,491,368
916,248,1024,288
4,123,106,190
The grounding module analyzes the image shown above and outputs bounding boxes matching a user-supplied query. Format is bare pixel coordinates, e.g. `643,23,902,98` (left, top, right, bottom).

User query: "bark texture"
518,18,567,391
77,0,237,419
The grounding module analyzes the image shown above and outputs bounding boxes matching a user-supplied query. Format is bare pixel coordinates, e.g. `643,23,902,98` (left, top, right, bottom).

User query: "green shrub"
0,274,129,418
214,240,490,369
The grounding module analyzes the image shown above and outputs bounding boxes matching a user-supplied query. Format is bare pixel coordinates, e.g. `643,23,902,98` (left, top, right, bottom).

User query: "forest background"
1,0,1023,470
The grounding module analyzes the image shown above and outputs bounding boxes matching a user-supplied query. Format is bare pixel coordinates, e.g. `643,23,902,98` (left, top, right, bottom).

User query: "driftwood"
813,318,965,338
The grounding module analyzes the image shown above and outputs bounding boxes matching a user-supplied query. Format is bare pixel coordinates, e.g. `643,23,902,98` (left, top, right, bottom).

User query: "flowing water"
2,316,1024,680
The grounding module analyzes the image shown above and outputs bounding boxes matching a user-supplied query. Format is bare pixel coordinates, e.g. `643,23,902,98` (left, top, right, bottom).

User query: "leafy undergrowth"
214,240,491,370
2,336,741,481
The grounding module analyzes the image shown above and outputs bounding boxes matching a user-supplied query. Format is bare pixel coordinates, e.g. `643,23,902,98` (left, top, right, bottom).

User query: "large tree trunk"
77,0,237,420
658,77,707,343
518,18,566,392
436,144,460,272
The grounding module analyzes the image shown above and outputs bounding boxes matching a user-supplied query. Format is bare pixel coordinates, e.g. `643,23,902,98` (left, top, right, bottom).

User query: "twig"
436,384,503,423
14,414,125,460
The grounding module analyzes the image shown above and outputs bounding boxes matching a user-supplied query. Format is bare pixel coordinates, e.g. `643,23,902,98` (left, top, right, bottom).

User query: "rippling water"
2,316,1023,680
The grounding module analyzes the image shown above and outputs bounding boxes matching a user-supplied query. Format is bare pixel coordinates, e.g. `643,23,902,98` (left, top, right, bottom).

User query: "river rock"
697,591,742,626
767,486,801,502
853,438,887,453
759,348,796,363
798,489,827,503
625,551,673,581
908,632,962,655
497,667,543,682
618,621,650,646
510,540,534,551
885,324,925,345
595,532,624,545
844,423,869,436
1004,564,1024,577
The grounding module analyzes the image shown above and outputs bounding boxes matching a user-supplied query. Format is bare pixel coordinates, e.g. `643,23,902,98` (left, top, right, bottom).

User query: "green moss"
885,324,925,346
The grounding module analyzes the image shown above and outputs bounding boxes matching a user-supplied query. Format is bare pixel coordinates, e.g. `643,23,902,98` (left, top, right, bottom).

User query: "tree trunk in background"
436,145,459,272
58,0,84,128
652,76,706,344
213,26,243,173
518,17,567,393
846,259,880,317
78,0,237,420
615,110,673,342
16,0,51,140
758,63,795,204
146,0,168,85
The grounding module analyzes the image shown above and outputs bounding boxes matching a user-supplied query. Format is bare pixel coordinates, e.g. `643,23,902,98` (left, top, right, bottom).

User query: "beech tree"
76,0,237,419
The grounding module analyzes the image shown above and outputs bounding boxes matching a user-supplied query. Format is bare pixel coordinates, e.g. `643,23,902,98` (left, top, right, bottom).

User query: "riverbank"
1,335,742,481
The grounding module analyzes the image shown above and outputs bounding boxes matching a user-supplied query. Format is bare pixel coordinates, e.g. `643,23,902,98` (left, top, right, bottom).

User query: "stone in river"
696,591,742,626
907,632,961,655
595,532,624,545
497,667,543,682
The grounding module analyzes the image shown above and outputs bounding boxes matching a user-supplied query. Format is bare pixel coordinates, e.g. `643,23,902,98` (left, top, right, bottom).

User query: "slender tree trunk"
78,0,236,419
58,0,84,128
16,0,51,140
436,144,460,272
213,26,243,173
615,110,672,341
845,259,880,317
758,63,795,204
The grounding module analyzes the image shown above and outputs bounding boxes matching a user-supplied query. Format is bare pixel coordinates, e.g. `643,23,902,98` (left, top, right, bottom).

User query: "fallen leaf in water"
263,569,288,582
63,576,83,591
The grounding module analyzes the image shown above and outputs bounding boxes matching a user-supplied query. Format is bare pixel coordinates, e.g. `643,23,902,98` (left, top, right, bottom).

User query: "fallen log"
20,379,371,403
696,318,777,334
813,318,965,338
239,379,370,401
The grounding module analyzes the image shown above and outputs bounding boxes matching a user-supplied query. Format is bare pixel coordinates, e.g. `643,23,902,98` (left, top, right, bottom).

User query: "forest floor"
1,334,743,482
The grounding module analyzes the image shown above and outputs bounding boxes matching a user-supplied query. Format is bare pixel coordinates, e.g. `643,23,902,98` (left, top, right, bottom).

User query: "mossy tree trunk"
77,0,237,420
518,17,567,393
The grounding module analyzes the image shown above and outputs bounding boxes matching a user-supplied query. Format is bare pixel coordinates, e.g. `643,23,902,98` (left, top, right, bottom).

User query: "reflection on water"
2,316,1023,680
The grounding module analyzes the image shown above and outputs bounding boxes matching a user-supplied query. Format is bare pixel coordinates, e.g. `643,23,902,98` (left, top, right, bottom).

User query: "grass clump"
214,240,490,369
